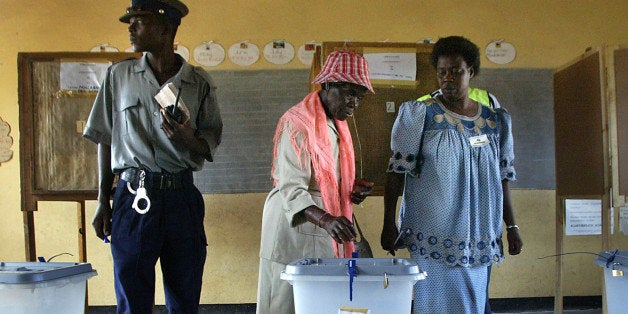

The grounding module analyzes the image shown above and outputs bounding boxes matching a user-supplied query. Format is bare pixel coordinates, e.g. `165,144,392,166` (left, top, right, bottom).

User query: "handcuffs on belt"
126,159,151,214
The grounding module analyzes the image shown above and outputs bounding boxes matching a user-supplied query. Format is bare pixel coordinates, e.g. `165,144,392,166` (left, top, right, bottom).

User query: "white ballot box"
595,250,627,314
0,262,97,314
281,258,426,314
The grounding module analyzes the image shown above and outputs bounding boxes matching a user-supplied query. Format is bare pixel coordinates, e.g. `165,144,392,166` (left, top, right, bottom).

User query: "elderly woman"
256,50,375,314
381,36,523,313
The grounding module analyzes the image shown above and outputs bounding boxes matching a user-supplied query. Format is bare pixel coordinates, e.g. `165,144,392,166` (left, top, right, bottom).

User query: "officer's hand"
92,202,112,241
160,108,195,143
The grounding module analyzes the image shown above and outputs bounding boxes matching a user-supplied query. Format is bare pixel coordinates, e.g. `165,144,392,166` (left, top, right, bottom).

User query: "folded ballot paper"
154,82,190,124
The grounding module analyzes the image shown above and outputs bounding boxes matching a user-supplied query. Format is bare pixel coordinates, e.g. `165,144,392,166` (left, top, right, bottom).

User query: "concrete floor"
495,311,601,314
89,305,603,314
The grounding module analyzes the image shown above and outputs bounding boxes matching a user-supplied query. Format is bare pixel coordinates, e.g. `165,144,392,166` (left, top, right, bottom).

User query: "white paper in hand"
154,82,190,123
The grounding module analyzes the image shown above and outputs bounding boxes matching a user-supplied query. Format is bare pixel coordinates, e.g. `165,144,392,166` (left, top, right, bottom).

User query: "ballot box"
595,250,627,314
0,262,97,314
281,258,426,314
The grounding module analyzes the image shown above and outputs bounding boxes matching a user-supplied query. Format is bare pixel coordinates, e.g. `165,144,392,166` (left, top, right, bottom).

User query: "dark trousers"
111,171,207,314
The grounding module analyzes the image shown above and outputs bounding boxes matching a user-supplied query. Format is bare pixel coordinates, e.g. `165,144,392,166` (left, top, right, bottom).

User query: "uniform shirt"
83,54,222,173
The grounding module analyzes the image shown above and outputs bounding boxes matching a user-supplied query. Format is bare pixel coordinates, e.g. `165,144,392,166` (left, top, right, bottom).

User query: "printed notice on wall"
363,51,416,81
362,47,417,88
565,199,613,235
60,61,110,91
620,207,628,235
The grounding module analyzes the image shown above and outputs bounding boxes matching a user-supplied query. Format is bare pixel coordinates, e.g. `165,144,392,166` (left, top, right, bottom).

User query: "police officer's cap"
119,0,189,25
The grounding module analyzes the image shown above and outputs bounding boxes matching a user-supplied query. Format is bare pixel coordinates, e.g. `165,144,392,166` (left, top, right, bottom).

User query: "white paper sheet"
154,82,190,123
565,199,601,235
363,52,416,81
565,199,614,235
620,207,628,235
60,61,110,91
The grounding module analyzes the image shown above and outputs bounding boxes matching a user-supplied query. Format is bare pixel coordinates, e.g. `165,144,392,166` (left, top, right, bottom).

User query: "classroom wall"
1,0,627,307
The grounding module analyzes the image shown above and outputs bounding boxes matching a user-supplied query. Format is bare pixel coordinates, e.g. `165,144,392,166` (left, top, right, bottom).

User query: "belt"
120,168,189,190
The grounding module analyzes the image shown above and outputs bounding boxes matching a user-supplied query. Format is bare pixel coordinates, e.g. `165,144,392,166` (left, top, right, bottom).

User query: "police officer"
83,1,222,313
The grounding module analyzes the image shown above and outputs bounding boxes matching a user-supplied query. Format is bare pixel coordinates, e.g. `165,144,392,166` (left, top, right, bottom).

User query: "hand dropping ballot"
155,82,190,124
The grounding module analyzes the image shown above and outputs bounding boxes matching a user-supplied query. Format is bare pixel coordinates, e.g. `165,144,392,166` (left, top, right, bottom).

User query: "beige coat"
256,117,342,314
258,118,340,264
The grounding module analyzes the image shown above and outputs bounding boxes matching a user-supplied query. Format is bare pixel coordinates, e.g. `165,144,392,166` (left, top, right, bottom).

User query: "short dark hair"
430,36,481,76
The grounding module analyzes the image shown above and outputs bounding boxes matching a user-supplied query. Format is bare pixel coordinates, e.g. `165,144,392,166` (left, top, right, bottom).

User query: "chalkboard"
194,67,555,194
473,68,555,190
193,70,309,193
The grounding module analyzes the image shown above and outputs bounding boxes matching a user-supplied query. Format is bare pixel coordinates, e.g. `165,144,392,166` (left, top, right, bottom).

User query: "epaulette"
111,56,139,66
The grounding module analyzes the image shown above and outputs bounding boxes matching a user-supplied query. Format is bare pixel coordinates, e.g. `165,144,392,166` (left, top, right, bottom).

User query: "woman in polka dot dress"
381,36,523,313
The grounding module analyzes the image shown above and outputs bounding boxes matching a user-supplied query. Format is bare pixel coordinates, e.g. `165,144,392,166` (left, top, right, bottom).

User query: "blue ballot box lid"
0,262,95,284
280,258,425,314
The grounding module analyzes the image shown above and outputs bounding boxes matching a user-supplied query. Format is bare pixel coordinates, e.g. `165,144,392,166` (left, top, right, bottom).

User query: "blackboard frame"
17,51,139,261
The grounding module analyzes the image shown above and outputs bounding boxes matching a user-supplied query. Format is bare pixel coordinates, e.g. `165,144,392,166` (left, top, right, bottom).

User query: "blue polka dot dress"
388,98,516,313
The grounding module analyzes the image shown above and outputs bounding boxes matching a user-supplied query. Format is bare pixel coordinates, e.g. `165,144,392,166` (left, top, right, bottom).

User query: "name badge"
469,134,489,147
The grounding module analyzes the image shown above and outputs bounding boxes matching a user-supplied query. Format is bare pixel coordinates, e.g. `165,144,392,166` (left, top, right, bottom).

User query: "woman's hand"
319,214,357,243
304,206,356,243
351,179,374,204
381,222,400,256
507,228,523,255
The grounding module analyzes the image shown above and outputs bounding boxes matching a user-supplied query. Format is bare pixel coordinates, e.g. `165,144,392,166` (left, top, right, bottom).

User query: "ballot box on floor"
281,258,426,314
0,262,97,314
595,250,627,314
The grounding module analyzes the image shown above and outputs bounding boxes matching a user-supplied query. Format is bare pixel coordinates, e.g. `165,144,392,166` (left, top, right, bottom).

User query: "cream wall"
1,0,627,307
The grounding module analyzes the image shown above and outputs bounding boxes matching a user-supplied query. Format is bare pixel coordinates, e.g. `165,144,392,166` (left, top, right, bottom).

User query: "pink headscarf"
272,91,356,258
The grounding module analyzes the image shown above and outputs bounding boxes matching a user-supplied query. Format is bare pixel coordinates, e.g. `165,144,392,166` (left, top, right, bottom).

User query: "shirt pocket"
113,96,141,136
296,222,328,237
